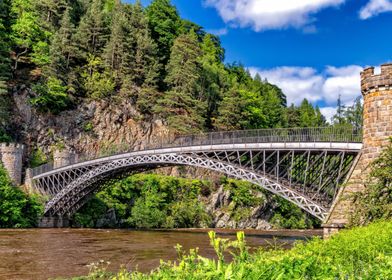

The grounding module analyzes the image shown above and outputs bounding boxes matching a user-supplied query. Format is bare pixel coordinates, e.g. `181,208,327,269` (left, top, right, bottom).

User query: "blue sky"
130,0,392,121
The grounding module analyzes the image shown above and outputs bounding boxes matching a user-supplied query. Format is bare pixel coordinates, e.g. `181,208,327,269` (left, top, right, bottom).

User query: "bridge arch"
44,153,329,220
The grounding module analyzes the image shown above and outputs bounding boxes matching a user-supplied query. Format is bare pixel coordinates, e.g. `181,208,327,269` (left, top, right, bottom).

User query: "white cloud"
204,0,345,31
206,27,229,36
320,107,337,123
359,0,392,19
249,65,363,122
322,65,363,105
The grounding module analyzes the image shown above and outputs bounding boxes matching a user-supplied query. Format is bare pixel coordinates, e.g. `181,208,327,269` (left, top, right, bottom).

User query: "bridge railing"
31,126,362,177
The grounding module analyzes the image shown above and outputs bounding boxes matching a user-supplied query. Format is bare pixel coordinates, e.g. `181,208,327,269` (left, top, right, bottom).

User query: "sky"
130,0,392,121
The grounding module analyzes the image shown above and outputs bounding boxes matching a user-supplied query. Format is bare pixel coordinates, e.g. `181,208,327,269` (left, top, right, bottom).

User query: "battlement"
0,143,24,153
361,63,392,94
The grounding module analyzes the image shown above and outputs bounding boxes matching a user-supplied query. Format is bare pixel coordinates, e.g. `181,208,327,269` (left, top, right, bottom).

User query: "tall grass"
80,221,392,280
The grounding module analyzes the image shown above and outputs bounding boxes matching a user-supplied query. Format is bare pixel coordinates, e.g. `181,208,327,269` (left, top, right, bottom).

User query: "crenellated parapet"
361,63,392,94
53,149,78,169
0,143,24,185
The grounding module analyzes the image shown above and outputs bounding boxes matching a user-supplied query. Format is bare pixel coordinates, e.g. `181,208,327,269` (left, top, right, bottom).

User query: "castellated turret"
324,63,392,236
0,143,24,185
53,149,77,169
361,63,392,162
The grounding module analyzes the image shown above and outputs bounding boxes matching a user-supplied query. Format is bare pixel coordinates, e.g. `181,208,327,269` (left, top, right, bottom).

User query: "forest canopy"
0,0,361,134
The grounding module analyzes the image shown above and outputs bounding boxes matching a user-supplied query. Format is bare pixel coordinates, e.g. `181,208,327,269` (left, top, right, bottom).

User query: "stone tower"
324,63,392,236
53,149,77,169
0,143,24,185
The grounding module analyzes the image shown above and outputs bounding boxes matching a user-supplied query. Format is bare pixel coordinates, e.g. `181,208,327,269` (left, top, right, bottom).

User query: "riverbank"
77,221,392,280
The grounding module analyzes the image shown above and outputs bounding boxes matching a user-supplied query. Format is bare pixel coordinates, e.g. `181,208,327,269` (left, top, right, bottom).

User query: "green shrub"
31,77,71,114
0,164,43,228
73,197,108,228
29,147,48,168
351,138,392,225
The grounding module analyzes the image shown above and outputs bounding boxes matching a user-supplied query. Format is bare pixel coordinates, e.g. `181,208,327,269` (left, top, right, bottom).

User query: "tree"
75,0,109,57
0,164,43,228
146,0,182,87
31,76,70,113
48,7,78,78
0,2,10,94
156,31,205,133
10,0,44,70
82,55,115,99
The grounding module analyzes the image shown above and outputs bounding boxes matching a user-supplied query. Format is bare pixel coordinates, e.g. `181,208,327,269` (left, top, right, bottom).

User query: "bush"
0,164,43,228
29,147,48,168
31,77,71,114
351,138,392,225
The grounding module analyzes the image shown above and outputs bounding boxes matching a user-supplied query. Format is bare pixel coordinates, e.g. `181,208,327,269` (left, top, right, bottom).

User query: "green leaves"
0,164,43,228
351,139,392,225
31,76,70,113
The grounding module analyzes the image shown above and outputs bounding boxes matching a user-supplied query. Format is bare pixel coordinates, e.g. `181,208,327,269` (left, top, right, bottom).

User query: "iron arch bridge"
31,127,363,221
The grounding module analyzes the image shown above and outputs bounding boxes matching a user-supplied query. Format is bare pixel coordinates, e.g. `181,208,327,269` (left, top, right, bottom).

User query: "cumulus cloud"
249,65,363,122
359,0,392,19
204,0,345,31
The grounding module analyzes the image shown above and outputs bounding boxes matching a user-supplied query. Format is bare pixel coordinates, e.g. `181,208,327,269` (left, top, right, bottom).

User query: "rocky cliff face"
11,86,170,158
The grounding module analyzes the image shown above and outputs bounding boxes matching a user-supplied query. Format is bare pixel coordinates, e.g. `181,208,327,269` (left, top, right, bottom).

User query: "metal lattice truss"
32,143,361,221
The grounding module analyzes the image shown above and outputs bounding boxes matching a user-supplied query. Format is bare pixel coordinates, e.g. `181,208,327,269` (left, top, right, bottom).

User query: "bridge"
29,127,362,223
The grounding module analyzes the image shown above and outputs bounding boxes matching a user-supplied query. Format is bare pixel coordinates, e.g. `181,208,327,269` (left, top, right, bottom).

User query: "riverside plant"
79,221,392,280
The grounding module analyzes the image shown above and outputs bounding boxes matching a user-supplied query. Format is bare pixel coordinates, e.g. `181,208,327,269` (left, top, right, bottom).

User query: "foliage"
82,221,392,280
75,174,212,229
73,197,108,228
31,76,70,113
270,196,318,229
350,138,392,225
4,0,330,134
332,95,363,129
29,147,48,168
0,164,43,228
286,99,326,128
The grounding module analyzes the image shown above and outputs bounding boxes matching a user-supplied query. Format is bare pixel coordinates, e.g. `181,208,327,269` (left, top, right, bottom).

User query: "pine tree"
103,0,127,83
199,34,226,129
146,0,181,87
75,0,109,57
48,7,77,78
156,31,205,133
10,0,43,70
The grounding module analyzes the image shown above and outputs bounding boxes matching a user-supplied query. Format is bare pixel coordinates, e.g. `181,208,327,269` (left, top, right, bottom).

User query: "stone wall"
324,63,392,234
53,149,77,169
0,143,24,185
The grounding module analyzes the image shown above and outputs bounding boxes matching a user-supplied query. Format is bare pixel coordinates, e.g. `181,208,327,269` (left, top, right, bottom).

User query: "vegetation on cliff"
73,174,317,229
77,221,392,279
0,164,43,228
0,0,329,137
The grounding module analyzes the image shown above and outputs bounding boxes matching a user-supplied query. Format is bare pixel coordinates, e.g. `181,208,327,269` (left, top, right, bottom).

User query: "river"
0,228,321,280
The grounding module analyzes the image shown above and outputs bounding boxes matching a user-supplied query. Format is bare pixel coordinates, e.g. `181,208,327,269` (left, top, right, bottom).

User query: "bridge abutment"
38,216,70,228
324,63,392,236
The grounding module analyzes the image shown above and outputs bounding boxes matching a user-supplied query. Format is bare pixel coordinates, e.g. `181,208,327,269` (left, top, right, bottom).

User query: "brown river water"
0,228,321,280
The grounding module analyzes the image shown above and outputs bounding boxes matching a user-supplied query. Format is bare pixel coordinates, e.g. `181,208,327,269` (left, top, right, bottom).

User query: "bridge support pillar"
324,63,392,237
38,216,70,228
